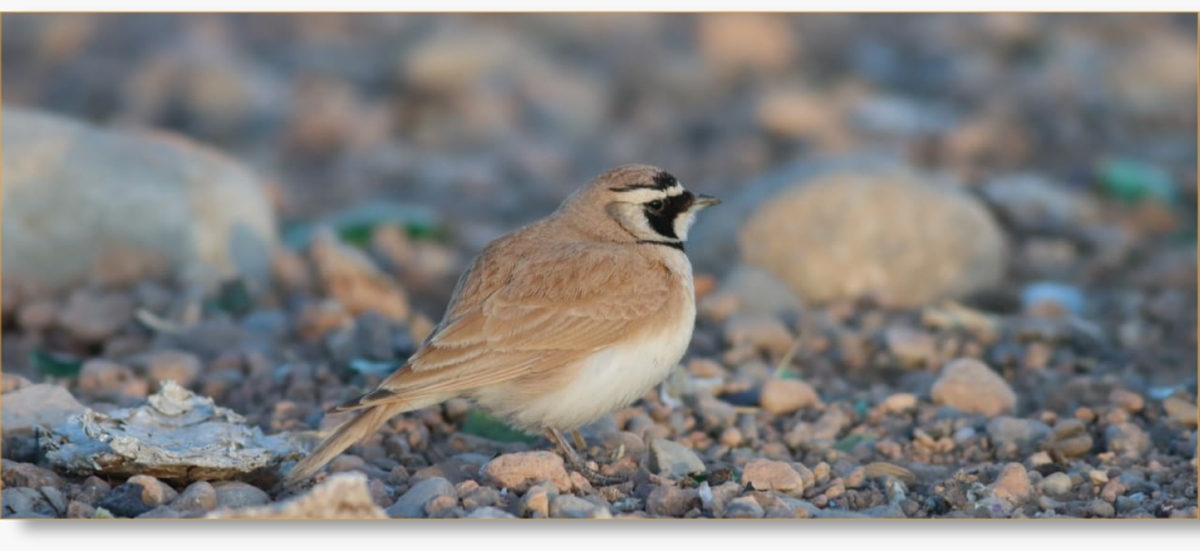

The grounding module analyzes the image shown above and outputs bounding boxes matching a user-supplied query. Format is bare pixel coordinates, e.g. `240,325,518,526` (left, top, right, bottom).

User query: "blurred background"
4,12,1195,398
4,11,1196,345
4,14,1195,226
0,13,1197,519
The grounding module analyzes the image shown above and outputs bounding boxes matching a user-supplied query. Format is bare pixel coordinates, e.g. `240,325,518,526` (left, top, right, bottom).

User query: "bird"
283,164,720,488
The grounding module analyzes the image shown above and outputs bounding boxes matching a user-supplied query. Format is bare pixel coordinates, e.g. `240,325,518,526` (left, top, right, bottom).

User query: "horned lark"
284,164,720,488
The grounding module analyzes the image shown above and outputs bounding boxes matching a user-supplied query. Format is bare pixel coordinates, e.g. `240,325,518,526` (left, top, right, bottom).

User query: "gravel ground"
1,13,1196,519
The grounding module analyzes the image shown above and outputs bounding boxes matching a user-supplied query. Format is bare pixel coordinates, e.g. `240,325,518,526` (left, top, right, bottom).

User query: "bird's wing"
334,242,672,411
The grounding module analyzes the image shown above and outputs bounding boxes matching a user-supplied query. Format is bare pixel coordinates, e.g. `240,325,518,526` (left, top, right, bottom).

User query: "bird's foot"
545,428,626,487
565,455,627,487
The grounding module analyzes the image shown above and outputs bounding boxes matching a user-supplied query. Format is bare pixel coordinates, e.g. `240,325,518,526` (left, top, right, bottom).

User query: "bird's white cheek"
673,212,697,241
619,204,656,237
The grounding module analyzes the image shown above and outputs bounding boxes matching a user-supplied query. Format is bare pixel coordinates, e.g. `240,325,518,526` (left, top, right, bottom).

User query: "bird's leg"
571,429,587,451
545,428,624,487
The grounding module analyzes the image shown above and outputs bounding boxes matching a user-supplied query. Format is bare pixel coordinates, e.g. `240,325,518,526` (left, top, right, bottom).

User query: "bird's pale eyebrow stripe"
609,170,682,193
609,183,661,192
609,184,685,196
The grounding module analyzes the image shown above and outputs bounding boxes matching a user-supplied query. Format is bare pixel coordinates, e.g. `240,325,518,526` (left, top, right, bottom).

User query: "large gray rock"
1,107,277,294
40,381,299,482
690,155,906,278
701,158,1008,308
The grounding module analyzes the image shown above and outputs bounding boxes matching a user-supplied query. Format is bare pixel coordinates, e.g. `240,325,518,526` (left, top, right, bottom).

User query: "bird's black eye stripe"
643,192,693,239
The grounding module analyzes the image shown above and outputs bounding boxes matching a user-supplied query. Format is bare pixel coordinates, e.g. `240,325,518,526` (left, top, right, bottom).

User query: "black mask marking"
643,190,694,240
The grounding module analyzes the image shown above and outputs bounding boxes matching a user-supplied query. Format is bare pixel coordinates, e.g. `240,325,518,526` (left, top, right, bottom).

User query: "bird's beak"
693,194,721,209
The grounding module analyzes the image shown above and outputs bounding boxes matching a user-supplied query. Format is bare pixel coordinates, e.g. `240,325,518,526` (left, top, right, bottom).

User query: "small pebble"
843,467,866,489
884,326,936,367
97,480,161,518
173,481,217,512
66,500,96,519
518,483,555,518
460,486,501,510
1020,282,1085,316
140,350,203,389
59,290,133,342
877,393,918,415
1162,397,1198,428
723,314,795,357
1049,419,1094,458
137,505,183,519
38,486,68,516
424,495,458,517
465,506,516,519
930,358,1016,417
1,460,64,489
1087,499,1116,518
646,486,700,517
78,359,146,398
1109,389,1145,413
483,451,573,493
991,463,1032,503
987,417,1052,451
2,487,57,518
649,438,707,478
687,358,726,379
759,378,823,415
719,427,744,447
1027,451,1053,467
549,494,612,518
212,481,271,510
741,459,805,496
722,495,765,519
1105,423,1152,458
72,476,110,506
1039,472,1074,498
1101,478,1128,503
387,477,455,519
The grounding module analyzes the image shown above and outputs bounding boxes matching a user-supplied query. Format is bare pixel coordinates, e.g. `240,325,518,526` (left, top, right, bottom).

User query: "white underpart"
510,250,695,430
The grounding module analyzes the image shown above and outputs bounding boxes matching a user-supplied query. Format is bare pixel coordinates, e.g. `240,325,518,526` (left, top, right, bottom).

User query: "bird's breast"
504,288,695,431
509,311,695,431
474,251,698,432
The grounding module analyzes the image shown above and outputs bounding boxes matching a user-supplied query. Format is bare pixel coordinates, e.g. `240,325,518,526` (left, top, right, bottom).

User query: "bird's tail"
283,402,407,488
